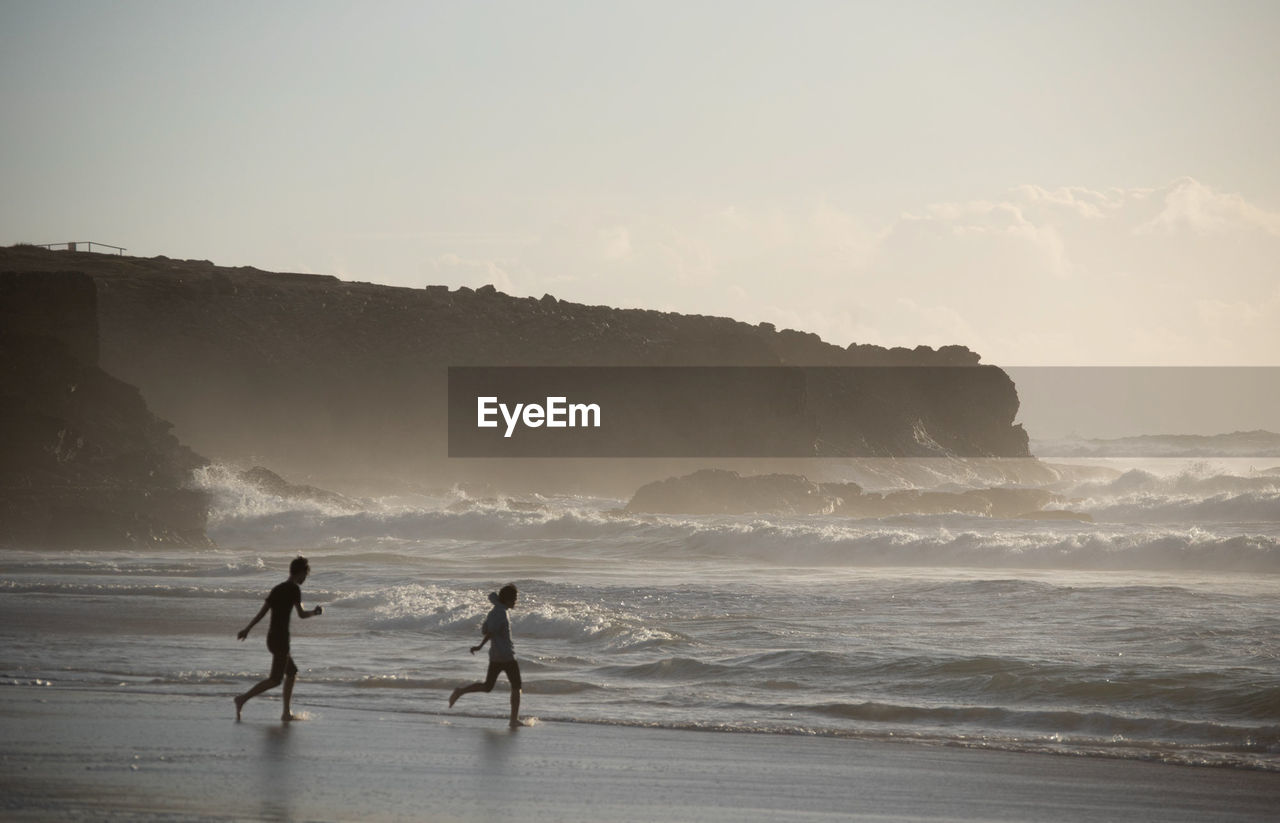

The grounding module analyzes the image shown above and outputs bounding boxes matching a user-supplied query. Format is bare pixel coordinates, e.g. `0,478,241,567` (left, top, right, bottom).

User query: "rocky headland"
1,246,1029,502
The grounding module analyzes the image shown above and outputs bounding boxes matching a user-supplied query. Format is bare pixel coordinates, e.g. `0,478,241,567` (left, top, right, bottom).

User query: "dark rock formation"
0,270,211,547
236,466,363,512
1,246,1030,492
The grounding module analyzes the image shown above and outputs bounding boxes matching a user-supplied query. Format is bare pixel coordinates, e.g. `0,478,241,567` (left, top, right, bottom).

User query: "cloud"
510,203,883,317
1194,285,1280,359
403,179,1280,365
892,198,1073,279
1010,184,1141,219
337,230,539,245
904,199,1028,229
877,180,1280,363
1136,177,1280,236
595,226,632,261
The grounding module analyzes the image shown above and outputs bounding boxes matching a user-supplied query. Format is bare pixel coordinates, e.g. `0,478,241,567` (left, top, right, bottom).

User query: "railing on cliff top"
35,241,127,255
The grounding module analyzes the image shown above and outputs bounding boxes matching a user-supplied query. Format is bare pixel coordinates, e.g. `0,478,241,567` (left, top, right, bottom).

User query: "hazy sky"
3,0,1279,367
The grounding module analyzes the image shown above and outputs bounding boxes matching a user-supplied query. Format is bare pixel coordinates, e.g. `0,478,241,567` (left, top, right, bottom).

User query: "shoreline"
2,686,1278,822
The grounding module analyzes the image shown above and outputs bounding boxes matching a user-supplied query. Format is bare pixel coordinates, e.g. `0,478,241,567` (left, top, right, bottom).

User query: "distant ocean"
2,456,1278,770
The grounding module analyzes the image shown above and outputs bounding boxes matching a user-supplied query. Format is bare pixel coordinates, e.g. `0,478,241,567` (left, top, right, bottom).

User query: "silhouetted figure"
234,556,322,721
449,583,524,727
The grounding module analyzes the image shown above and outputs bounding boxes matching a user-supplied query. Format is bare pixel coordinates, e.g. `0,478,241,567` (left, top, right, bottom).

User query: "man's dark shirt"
266,580,302,644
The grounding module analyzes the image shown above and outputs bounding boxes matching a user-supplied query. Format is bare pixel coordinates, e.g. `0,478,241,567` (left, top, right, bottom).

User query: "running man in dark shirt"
234,556,322,721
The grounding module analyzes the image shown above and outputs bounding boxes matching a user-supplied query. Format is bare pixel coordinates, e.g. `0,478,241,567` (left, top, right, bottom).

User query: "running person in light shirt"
449,583,523,727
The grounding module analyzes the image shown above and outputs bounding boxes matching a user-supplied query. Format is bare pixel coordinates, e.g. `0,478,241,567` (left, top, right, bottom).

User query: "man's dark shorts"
267,634,299,680
483,660,522,691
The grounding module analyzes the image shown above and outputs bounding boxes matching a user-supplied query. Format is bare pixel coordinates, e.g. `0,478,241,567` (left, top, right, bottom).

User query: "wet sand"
1,686,1276,821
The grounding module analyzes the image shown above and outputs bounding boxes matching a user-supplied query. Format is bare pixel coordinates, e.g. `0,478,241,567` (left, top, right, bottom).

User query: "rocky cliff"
1,246,1029,493
0,270,210,548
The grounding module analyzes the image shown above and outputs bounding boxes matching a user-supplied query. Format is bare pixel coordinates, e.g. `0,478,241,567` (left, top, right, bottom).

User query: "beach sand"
1,686,1276,822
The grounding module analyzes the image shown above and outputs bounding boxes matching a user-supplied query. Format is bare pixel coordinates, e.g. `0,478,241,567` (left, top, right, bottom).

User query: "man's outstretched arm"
238,602,270,640
295,601,322,619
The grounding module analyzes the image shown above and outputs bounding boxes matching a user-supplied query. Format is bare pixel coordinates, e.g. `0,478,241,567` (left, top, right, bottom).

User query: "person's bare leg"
235,677,281,720
449,682,487,708
509,688,523,727
281,673,297,721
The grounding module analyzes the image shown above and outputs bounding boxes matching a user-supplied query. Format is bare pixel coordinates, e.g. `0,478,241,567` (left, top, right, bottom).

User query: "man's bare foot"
509,719,525,728
281,712,296,722
234,695,245,721
448,688,461,708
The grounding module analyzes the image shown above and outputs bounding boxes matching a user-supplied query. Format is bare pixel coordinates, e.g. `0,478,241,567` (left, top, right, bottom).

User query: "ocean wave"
352,674,459,690
1033,431,1280,459
1072,491,1280,523
0,553,270,578
345,675,601,696
36,668,607,699
592,657,741,682
428,707,1280,771
211,504,1280,569
802,700,1280,751
189,464,1280,570
193,463,360,521
0,579,252,599
575,645,1280,724
1087,467,1280,496
855,657,1280,721
674,519,1280,571
518,602,683,650
205,504,658,549
348,584,483,632
340,583,684,651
